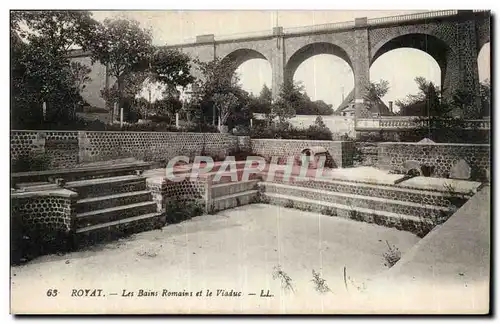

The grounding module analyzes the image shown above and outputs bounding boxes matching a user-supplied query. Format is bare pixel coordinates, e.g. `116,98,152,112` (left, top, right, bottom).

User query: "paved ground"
326,166,405,185
11,204,419,314
364,186,490,314
397,176,482,193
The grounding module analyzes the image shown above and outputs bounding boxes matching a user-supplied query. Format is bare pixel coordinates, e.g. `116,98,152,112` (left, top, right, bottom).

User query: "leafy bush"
314,116,326,128
250,123,333,140
232,125,250,136
19,117,221,133
11,152,51,172
272,265,295,293
382,240,401,268
181,122,219,133
311,269,332,294
165,199,204,224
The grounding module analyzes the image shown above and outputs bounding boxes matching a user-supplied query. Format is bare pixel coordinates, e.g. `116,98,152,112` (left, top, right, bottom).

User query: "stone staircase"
207,171,261,213
66,174,164,246
258,176,471,237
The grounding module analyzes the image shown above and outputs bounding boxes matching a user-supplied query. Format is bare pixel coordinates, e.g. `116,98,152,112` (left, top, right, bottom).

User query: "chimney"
389,101,393,113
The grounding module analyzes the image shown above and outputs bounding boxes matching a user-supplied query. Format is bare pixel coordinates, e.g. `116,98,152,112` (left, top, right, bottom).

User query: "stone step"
209,190,259,213
262,176,467,208
76,201,157,228
261,192,438,237
11,161,154,185
76,190,152,214
66,175,147,199
260,182,454,219
211,180,260,198
208,169,262,185
75,212,165,247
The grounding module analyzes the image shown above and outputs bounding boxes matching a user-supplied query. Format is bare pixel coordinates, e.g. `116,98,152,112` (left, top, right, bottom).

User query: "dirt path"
11,204,419,314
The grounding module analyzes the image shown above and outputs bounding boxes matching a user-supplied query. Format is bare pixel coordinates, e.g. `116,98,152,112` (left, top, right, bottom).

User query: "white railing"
283,20,355,35
356,117,490,130
166,10,488,46
367,10,459,26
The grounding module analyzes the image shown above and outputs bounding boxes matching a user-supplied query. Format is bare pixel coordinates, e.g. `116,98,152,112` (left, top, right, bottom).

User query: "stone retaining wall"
79,131,237,163
11,190,77,262
377,142,490,181
146,177,208,215
11,130,239,169
251,139,354,168
11,131,356,170
354,142,379,166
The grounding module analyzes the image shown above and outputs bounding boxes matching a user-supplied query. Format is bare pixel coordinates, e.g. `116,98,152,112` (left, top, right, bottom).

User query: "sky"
91,10,490,109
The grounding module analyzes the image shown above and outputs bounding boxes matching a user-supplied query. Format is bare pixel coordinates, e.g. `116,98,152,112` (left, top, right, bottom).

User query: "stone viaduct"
71,10,490,120
165,10,490,119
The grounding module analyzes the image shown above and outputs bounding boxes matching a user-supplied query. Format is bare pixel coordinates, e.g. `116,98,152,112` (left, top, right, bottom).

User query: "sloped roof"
336,90,355,113
336,89,394,116
341,106,355,112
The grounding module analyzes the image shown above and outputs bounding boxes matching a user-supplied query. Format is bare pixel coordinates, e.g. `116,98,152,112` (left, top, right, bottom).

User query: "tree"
259,84,272,104
70,61,92,94
149,48,195,93
364,79,389,110
193,57,246,126
101,71,150,118
10,11,97,127
395,77,444,117
194,57,239,97
213,92,239,127
394,77,488,143
314,116,326,128
12,10,98,53
273,80,302,123
88,18,153,117
312,100,334,115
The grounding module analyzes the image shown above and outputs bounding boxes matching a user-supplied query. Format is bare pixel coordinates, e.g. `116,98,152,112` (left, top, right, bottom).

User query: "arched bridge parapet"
283,32,355,83
215,38,274,68
369,33,450,74
369,20,460,64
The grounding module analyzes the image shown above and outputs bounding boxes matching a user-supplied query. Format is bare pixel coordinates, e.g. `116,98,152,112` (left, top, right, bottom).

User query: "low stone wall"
79,131,237,163
11,189,77,262
146,177,208,215
11,131,80,169
354,142,379,166
251,139,354,168
11,130,240,169
377,142,490,181
11,131,359,171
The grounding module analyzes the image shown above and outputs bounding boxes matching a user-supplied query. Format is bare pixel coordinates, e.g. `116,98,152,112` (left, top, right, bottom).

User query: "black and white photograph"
8,8,491,314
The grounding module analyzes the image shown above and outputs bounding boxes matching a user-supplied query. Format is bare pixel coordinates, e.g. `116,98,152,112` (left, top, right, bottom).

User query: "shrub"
232,125,250,136
382,240,401,268
311,269,332,294
314,116,326,128
181,122,219,133
15,117,221,134
284,200,294,208
272,265,295,293
165,199,204,224
303,125,333,140
11,152,51,172
250,123,333,141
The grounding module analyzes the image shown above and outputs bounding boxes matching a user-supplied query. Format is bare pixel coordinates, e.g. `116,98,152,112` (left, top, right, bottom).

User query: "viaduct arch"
72,10,490,120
